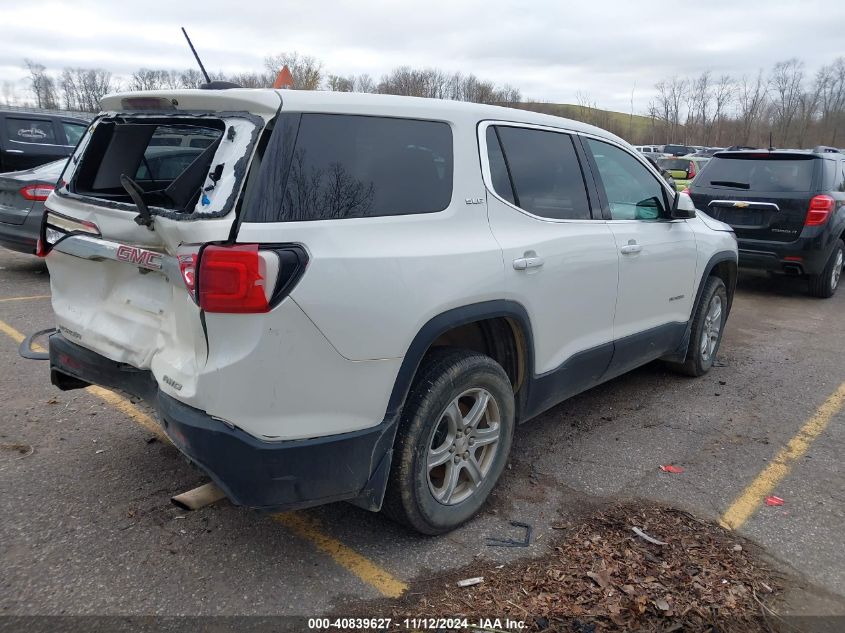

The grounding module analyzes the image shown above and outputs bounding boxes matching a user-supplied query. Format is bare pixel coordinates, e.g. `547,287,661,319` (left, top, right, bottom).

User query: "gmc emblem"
116,244,163,270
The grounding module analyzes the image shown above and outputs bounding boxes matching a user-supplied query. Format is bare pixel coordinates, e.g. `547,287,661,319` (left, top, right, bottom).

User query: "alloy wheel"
700,294,723,363
831,249,843,292
426,388,501,505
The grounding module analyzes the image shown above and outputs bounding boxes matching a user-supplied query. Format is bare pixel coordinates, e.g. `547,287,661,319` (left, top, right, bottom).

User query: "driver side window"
586,138,668,221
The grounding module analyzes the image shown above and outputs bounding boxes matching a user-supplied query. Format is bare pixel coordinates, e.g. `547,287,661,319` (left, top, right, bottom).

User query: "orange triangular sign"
273,65,293,89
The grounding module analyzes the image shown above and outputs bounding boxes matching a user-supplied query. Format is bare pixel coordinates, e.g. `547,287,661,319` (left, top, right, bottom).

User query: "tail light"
198,244,268,313
178,254,197,293
196,244,308,313
20,184,55,201
805,195,835,226
687,162,696,179
37,209,100,257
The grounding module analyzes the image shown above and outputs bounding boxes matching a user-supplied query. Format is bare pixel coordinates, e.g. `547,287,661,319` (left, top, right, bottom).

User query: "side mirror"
670,191,697,219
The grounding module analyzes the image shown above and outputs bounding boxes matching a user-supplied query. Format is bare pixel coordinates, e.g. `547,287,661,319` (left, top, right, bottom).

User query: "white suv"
35,89,738,534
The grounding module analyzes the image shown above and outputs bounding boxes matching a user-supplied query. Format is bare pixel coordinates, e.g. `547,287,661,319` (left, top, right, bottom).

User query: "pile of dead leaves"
390,505,781,632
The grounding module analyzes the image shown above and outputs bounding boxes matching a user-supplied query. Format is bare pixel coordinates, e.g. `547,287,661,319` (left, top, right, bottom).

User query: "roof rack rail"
812,146,841,154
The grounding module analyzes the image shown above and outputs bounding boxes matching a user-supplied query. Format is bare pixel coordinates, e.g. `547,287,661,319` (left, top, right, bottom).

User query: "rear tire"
808,240,843,299
381,347,514,535
672,276,728,377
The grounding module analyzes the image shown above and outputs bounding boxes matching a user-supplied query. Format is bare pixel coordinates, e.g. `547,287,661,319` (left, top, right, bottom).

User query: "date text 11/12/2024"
307,617,528,630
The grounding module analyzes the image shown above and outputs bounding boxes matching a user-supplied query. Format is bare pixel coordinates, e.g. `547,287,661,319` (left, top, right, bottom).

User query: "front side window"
586,138,668,221
487,125,591,220
245,114,453,222
5,118,57,144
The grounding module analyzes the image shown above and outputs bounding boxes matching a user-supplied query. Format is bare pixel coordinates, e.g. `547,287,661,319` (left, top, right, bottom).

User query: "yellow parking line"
0,316,406,598
86,386,169,442
0,318,168,442
0,295,51,303
720,381,845,530
274,513,407,598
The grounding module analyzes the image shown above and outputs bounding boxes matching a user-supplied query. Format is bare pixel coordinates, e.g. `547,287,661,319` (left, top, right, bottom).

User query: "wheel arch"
384,300,535,424
663,249,737,363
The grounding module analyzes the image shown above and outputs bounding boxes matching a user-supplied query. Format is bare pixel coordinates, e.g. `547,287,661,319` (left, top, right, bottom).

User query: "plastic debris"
631,526,668,545
660,464,684,473
95,449,106,454
486,521,532,547
765,495,784,506
457,577,484,588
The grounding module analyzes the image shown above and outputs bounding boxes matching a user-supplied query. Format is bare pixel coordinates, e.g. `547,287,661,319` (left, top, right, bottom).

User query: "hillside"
508,102,656,143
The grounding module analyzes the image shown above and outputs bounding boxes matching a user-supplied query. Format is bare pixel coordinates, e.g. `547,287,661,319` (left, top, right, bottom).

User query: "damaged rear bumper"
48,333,396,512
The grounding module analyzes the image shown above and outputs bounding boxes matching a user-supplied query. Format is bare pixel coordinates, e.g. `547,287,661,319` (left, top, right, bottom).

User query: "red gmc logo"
116,244,163,270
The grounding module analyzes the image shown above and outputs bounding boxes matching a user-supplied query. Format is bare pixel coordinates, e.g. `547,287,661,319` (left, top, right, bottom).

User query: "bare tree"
2,80,18,105
688,71,712,143
816,58,845,145
24,59,58,109
60,68,114,112
711,75,735,146
769,59,805,146
226,71,273,88
326,74,355,92
354,74,376,93
129,68,167,92
264,52,323,90
737,70,767,145
179,69,206,89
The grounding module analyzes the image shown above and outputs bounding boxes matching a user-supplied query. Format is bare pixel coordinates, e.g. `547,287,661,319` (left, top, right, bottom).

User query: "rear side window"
245,114,453,222
489,125,591,220
700,156,816,192
62,122,87,146
485,127,515,205
5,118,57,144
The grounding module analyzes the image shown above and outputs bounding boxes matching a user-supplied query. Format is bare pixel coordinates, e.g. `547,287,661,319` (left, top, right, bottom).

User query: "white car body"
39,89,737,515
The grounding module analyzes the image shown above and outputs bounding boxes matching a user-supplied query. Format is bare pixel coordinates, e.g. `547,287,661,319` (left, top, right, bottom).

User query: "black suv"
0,110,89,172
689,147,845,297
661,144,694,157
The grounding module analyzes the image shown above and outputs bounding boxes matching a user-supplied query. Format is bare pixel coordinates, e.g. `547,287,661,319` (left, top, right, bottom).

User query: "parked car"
34,89,737,534
0,110,88,172
660,144,695,157
689,147,845,297
691,147,724,158
643,154,676,190
658,156,710,191
634,145,664,156
0,158,65,254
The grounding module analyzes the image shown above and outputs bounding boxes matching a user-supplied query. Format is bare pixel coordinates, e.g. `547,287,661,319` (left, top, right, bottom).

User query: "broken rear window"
69,119,225,214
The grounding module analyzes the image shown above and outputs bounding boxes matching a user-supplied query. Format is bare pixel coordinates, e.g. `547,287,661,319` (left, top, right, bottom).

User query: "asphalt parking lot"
1,246,844,622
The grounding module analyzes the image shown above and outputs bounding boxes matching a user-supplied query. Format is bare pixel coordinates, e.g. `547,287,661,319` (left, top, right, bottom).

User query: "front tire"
673,276,728,377
381,348,515,534
808,240,843,299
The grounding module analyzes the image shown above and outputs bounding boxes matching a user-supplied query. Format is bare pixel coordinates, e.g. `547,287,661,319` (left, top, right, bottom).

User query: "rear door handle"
620,243,642,255
513,256,544,270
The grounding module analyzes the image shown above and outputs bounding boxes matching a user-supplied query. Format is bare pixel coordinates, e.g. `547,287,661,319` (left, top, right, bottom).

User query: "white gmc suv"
33,88,737,534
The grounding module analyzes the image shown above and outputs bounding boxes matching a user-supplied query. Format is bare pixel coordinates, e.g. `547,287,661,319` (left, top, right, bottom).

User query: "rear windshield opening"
658,158,692,171
702,155,817,192
70,118,225,213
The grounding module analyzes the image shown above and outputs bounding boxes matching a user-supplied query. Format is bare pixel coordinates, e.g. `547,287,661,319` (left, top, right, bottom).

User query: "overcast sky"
2,0,844,112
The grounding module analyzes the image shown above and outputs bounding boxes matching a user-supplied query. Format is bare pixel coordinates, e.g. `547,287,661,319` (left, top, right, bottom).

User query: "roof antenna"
181,27,211,84
768,131,774,152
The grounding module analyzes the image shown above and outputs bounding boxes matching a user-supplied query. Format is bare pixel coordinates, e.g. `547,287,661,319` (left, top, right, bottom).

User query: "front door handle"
513,255,544,270
620,241,642,255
